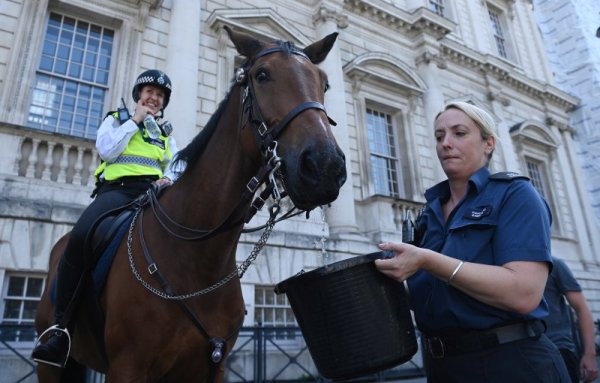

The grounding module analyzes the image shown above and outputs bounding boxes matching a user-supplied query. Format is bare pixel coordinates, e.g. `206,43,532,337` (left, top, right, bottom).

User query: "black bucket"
275,252,418,380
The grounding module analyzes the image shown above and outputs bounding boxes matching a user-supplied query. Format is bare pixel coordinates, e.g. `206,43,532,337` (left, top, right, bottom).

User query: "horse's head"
225,26,347,211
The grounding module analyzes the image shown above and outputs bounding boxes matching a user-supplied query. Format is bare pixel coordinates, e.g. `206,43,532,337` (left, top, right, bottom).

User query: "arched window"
344,52,426,201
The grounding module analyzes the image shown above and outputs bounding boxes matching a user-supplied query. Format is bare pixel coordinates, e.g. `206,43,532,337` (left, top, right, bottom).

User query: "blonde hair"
436,101,498,141
435,101,498,162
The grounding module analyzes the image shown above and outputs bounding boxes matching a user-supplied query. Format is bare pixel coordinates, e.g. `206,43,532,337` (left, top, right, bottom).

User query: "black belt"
107,176,158,185
423,320,545,359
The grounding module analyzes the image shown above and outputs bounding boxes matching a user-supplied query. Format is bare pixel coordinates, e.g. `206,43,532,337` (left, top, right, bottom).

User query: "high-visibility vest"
94,115,172,181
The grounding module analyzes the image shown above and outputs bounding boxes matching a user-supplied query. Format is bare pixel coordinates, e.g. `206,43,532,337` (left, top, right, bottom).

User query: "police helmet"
131,69,172,109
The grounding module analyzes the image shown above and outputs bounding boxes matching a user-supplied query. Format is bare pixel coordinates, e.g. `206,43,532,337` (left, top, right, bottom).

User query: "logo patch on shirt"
464,205,493,220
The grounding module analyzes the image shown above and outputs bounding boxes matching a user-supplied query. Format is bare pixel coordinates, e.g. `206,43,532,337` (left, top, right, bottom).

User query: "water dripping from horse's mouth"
279,165,343,211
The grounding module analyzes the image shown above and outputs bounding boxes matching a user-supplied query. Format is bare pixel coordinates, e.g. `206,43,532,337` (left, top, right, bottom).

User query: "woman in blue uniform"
32,69,181,367
375,101,570,382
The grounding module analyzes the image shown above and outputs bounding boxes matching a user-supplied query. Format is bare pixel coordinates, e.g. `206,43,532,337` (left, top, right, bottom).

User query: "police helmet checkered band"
134,72,172,90
132,69,172,108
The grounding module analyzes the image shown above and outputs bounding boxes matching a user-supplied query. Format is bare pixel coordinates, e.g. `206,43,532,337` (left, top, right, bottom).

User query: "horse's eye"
324,81,331,93
255,69,269,83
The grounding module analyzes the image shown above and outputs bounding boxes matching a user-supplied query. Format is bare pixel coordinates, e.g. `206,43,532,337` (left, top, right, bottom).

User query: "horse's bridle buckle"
258,122,268,137
246,177,260,193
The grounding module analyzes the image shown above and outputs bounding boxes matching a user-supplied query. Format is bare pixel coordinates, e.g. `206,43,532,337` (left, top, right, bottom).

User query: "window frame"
0,273,46,345
26,12,115,139
523,154,560,235
486,2,516,62
253,285,300,346
353,84,416,202
510,121,563,236
2,4,136,135
428,0,446,17
365,104,404,199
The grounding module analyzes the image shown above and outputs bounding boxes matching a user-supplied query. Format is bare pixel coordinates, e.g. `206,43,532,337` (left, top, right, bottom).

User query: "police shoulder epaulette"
489,172,530,181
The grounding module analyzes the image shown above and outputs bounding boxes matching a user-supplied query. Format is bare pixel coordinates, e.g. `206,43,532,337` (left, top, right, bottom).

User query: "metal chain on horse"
127,205,278,300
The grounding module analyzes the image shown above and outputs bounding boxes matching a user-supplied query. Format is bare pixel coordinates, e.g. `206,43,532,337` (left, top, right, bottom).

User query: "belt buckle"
427,337,445,359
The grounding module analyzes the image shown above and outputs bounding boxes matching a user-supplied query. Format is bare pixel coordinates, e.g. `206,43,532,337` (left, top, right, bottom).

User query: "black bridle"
238,45,336,158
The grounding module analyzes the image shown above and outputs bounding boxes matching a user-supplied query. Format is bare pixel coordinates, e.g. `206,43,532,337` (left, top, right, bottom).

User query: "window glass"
526,158,548,200
1,274,45,342
254,285,297,340
27,12,113,139
366,108,400,198
429,0,445,16
488,7,508,59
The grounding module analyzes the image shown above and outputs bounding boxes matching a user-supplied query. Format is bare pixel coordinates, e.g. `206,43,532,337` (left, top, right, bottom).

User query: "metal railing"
0,324,425,383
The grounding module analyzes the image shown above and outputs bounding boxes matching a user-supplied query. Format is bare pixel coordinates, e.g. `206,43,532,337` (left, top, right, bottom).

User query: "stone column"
165,0,201,147
485,82,519,173
313,6,360,238
415,51,446,182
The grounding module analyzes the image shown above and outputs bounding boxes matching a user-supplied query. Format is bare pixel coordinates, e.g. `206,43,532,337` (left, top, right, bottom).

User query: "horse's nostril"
299,151,320,185
338,171,347,188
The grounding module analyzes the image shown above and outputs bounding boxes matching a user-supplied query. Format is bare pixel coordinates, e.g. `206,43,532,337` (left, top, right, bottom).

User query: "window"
429,0,445,17
526,158,550,200
488,7,508,59
367,107,401,198
254,285,296,340
1,274,44,342
27,12,114,139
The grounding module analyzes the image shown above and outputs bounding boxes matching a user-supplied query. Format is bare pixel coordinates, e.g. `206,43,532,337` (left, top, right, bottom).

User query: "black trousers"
63,179,154,269
559,348,579,383
424,334,571,383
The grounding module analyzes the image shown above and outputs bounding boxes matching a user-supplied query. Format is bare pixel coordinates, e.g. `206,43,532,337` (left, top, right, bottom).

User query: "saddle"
89,208,134,293
88,182,170,292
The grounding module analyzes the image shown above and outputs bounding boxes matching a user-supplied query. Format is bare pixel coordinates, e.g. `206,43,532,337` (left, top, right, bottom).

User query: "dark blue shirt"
407,167,553,334
544,256,581,353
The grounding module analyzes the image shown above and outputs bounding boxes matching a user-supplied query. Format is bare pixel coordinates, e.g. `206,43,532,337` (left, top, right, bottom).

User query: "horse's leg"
61,357,87,383
104,361,150,383
36,364,62,383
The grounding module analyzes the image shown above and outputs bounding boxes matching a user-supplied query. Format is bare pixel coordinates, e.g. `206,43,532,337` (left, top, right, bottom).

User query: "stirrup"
32,324,71,368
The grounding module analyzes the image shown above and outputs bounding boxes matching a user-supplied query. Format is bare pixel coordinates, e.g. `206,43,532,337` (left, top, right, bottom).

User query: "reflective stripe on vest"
110,155,162,170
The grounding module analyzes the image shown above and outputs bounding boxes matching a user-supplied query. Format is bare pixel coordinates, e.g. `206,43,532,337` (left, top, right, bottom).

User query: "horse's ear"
224,25,265,59
303,32,338,64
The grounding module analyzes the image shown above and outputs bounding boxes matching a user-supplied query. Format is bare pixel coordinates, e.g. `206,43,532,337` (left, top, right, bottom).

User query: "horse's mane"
171,40,297,179
170,81,236,178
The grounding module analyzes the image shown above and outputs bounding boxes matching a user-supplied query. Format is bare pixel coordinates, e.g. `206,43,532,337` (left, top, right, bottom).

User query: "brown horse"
35,26,346,382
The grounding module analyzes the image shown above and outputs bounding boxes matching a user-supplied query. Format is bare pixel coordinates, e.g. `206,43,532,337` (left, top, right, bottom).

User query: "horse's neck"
166,87,259,229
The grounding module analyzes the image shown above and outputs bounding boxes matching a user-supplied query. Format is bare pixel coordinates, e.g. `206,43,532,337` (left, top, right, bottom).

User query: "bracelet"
447,261,464,285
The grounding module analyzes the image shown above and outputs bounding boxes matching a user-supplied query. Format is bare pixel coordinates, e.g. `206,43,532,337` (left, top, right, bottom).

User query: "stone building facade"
1,0,599,379
533,0,600,232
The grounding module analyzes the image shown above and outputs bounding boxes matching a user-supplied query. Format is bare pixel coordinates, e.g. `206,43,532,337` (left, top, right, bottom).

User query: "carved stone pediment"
510,120,560,149
344,52,425,94
207,8,310,47
343,0,455,39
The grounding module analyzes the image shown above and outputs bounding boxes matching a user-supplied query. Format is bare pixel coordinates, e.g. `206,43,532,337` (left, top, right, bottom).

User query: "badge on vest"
463,205,493,220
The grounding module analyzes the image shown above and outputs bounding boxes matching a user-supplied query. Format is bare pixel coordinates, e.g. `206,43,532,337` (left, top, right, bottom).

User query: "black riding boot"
32,257,83,367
